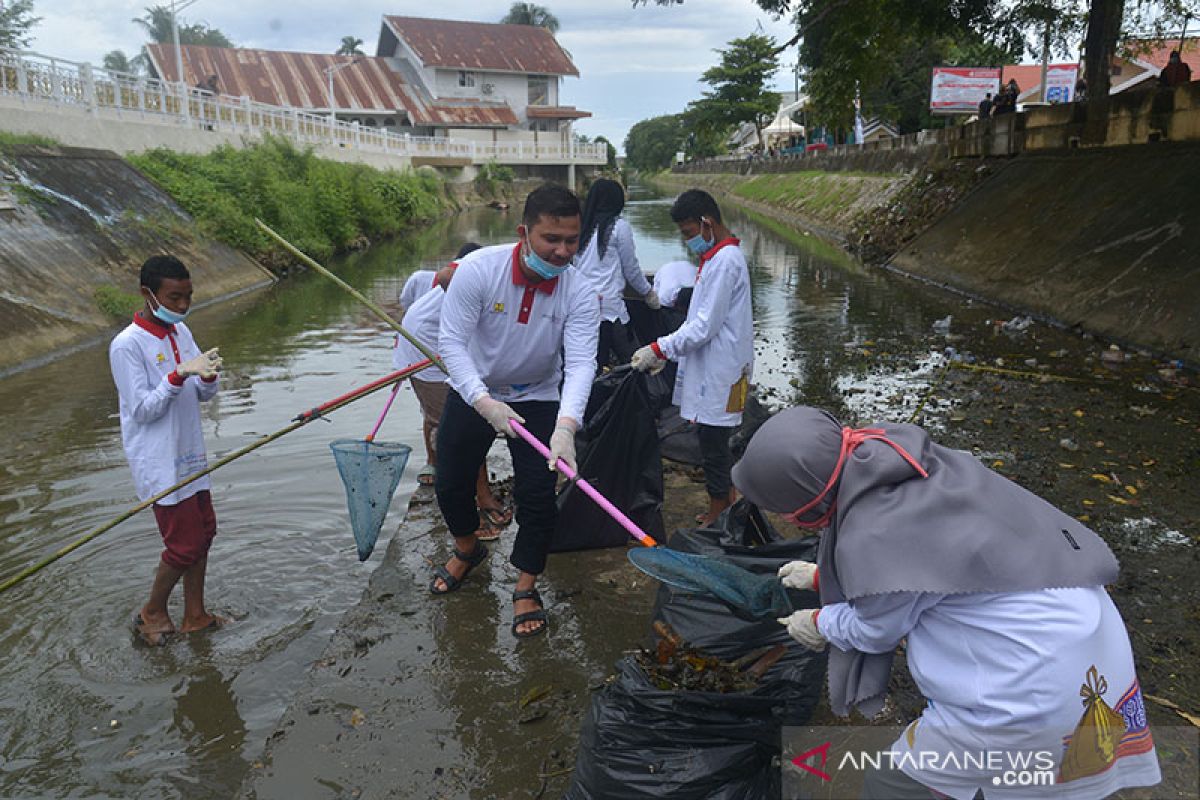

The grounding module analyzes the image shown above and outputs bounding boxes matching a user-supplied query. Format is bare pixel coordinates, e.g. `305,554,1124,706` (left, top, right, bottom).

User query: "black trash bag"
625,287,691,347
564,656,789,800
565,503,825,799
658,392,773,466
551,370,665,552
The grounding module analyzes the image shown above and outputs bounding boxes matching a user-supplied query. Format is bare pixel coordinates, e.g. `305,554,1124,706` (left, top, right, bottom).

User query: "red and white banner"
930,67,1001,114
1044,64,1078,103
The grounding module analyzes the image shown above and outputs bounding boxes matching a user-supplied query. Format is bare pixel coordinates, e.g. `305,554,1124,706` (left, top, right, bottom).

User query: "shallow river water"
1,187,1195,799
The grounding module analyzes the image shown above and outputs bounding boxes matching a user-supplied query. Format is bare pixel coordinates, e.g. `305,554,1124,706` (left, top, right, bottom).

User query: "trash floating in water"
931,315,952,333
1114,517,1192,552
635,621,786,693
1000,315,1034,334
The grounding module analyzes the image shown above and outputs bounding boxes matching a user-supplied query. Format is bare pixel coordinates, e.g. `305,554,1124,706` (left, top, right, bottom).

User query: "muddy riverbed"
1,188,1196,799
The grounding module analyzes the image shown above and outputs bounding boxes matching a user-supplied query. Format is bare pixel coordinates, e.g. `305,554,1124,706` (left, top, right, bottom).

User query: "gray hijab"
731,406,1120,717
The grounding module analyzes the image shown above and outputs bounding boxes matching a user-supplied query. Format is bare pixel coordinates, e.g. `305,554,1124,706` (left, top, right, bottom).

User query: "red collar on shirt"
132,311,175,339
510,244,559,294
697,237,740,276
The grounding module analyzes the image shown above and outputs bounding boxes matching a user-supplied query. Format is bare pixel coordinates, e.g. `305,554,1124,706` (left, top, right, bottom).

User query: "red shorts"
153,490,217,569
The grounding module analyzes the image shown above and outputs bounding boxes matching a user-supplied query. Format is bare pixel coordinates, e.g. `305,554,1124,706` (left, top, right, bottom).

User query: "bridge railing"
0,47,606,165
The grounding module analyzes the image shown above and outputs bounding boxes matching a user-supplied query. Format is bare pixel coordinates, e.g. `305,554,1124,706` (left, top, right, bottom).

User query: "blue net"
329,439,412,561
627,547,795,620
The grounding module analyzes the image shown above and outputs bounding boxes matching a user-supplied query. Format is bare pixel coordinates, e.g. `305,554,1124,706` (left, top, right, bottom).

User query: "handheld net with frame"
330,438,411,561
627,547,795,619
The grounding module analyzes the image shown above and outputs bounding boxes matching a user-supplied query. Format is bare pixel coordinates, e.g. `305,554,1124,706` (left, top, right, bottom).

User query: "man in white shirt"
433,184,600,639
393,251,510,540
109,256,224,646
399,244,480,312
631,190,754,526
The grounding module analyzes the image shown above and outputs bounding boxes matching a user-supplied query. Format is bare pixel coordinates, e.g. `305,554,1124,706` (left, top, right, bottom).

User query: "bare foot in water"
135,608,176,646
179,613,229,633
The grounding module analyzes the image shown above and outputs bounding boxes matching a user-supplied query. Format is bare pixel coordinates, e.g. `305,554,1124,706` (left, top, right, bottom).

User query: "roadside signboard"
1044,64,1078,103
930,67,1001,114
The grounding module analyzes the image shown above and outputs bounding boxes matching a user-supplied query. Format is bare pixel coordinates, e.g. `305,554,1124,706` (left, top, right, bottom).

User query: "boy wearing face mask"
432,184,600,639
631,189,754,526
108,255,225,646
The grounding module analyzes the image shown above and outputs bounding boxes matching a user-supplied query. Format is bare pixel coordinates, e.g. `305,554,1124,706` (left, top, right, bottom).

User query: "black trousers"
435,390,559,575
697,423,735,498
597,319,637,369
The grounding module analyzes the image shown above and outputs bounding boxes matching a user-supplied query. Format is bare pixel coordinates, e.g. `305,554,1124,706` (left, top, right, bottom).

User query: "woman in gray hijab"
732,406,1160,800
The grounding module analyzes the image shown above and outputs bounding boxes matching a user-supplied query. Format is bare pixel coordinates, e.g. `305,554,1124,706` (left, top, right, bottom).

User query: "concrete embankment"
0,144,271,374
656,141,1200,363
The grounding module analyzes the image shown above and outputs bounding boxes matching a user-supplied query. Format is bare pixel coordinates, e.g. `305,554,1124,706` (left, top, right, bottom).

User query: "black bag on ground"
658,392,773,466
551,370,665,552
565,503,825,799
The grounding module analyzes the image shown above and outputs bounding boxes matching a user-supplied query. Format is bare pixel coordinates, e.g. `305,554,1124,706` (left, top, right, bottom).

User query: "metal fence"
0,47,606,165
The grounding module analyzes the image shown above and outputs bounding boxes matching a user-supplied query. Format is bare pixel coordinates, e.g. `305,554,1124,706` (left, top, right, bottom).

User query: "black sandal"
429,542,490,595
511,588,548,639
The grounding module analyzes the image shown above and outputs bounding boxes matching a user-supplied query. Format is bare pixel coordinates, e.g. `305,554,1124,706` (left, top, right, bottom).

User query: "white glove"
472,396,525,437
177,348,221,379
548,422,577,473
630,344,667,375
644,289,661,310
778,610,826,651
778,560,818,591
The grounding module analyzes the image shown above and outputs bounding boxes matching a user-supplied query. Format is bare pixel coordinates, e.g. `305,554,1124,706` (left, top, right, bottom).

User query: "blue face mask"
523,240,570,280
147,292,189,325
685,234,714,256
685,218,715,256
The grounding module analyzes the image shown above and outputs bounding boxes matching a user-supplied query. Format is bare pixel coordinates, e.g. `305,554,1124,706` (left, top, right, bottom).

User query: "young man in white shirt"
631,190,754,526
432,184,600,638
109,256,224,646
394,251,511,540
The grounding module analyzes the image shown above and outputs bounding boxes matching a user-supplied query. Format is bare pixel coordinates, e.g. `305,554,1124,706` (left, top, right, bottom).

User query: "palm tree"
103,49,141,75
500,2,560,33
336,36,364,56
132,5,233,46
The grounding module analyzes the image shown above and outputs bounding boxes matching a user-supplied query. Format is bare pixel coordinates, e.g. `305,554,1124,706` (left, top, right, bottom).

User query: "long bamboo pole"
254,218,447,372
0,358,433,596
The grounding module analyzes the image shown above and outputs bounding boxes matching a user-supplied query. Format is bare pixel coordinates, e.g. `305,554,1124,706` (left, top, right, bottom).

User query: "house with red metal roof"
145,14,590,141
998,38,1198,103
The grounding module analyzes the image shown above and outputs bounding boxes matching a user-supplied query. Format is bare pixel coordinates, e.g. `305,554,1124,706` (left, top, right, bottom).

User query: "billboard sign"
930,67,1001,114
1044,64,1078,103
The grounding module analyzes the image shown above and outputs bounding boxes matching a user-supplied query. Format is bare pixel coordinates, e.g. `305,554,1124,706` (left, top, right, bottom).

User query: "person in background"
978,91,993,120
651,260,697,311
631,190,753,526
735,406,1161,800
400,244,480,313
393,249,511,540
109,255,225,646
574,179,659,368
1159,50,1192,88
433,184,599,638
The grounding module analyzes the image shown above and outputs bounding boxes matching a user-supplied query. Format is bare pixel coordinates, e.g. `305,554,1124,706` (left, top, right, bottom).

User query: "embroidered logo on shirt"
156,353,166,364
492,302,505,313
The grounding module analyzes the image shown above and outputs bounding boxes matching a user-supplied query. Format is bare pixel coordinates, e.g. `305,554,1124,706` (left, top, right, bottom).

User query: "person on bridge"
393,246,512,539
1158,50,1192,88
109,255,226,646
630,190,753,526
432,184,599,639
736,406,1161,800
575,178,660,368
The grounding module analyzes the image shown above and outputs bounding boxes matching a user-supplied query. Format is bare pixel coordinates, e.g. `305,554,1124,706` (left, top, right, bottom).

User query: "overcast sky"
27,0,800,148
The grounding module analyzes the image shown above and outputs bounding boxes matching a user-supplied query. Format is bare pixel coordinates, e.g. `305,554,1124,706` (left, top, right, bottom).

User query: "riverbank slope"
0,143,270,374
655,143,1200,363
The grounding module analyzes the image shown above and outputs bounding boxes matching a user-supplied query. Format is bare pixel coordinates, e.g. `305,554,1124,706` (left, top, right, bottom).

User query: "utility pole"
171,0,203,120
325,59,361,125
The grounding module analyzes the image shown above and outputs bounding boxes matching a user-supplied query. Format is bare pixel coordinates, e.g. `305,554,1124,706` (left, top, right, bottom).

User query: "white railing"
0,47,606,165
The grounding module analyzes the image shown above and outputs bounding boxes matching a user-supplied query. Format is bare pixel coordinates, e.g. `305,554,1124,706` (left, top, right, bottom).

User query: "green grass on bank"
128,135,448,265
732,171,901,220
0,131,61,153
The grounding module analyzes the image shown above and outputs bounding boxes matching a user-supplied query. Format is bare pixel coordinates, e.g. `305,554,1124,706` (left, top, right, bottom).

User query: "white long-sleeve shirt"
393,284,447,383
399,269,438,310
652,260,697,308
573,218,652,323
818,588,1160,799
438,243,600,422
109,316,218,506
657,239,754,426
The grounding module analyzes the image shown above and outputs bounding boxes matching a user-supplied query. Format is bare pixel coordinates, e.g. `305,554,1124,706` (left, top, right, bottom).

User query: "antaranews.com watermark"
782,725,1198,799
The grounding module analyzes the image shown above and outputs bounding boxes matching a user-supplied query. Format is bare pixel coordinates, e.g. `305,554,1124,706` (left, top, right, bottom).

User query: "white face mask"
146,290,189,325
